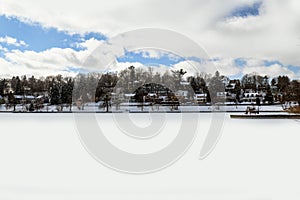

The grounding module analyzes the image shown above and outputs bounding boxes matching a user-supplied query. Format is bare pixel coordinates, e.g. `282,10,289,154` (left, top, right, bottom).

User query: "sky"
0,0,300,79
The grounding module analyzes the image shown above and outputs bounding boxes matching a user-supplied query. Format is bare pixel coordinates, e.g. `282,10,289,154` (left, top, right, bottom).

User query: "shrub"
287,105,300,114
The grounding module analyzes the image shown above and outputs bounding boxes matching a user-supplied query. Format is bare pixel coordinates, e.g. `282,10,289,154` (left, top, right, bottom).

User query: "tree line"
0,66,300,106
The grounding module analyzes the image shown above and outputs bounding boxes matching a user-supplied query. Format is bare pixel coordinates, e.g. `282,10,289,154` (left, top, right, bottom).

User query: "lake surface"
0,113,299,200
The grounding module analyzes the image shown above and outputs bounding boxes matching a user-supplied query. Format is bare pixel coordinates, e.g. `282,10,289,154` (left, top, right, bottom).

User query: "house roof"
195,93,207,97
14,95,23,99
124,94,135,97
180,81,190,85
13,95,36,99
25,95,35,99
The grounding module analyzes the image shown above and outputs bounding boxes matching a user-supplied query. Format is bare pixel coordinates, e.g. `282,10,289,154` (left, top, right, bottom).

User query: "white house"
242,92,263,103
194,93,207,103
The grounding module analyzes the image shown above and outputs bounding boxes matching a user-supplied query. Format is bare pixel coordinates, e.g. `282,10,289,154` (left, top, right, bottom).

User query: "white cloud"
0,38,106,77
210,58,241,76
0,0,238,35
112,58,241,80
242,64,297,79
218,15,265,32
131,49,181,61
0,0,300,78
211,0,300,66
0,36,28,47
0,45,8,52
140,50,165,59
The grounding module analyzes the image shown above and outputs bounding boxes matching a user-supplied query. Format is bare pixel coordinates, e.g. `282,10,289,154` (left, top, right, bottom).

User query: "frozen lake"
0,113,299,200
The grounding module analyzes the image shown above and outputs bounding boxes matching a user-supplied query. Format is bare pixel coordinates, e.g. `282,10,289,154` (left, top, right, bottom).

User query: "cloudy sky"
0,0,299,79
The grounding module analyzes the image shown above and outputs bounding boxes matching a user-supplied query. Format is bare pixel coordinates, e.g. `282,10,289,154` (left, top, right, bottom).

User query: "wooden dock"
230,114,300,119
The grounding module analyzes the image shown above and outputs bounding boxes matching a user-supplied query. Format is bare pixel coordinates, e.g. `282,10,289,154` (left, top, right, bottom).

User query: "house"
225,80,241,92
175,90,189,101
216,92,231,101
194,93,207,103
12,95,36,104
242,91,263,103
14,95,23,103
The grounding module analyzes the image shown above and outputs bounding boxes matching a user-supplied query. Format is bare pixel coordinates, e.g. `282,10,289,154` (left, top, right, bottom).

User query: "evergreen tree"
15,76,22,95
208,71,225,104
50,81,61,105
0,79,6,97
61,78,74,110
95,73,118,102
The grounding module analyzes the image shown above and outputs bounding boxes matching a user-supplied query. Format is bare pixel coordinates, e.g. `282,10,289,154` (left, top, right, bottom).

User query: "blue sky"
0,16,106,52
117,51,185,66
228,1,262,18
0,15,186,69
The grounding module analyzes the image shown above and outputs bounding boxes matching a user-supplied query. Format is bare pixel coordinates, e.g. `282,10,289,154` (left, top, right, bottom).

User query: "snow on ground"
0,103,285,112
0,113,299,199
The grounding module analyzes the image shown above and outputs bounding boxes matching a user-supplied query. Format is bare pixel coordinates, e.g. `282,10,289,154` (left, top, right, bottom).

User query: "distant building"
180,81,190,86
194,93,207,103
242,91,263,103
225,79,240,92
216,91,232,102
11,95,36,104
175,90,189,101
225,80,242,101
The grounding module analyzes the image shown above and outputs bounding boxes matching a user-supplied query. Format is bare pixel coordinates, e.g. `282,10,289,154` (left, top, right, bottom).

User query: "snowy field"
0,113,300,200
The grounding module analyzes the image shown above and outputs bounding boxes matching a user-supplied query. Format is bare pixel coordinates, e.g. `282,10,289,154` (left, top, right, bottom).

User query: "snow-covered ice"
0,113,299,200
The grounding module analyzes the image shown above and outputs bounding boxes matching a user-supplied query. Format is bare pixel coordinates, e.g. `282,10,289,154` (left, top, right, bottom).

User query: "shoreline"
0,110,286,114
230,114,300,119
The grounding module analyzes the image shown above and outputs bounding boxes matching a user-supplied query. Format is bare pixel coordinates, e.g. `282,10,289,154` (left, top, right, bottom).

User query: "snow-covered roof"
180,81,190,85
13,95,36,100
176,90,188,92
243,92,262,99
195,93,207,97
244,92,260,96
217,92,229,96
14,95,23,99
25,95,35,99
124,94,135,97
